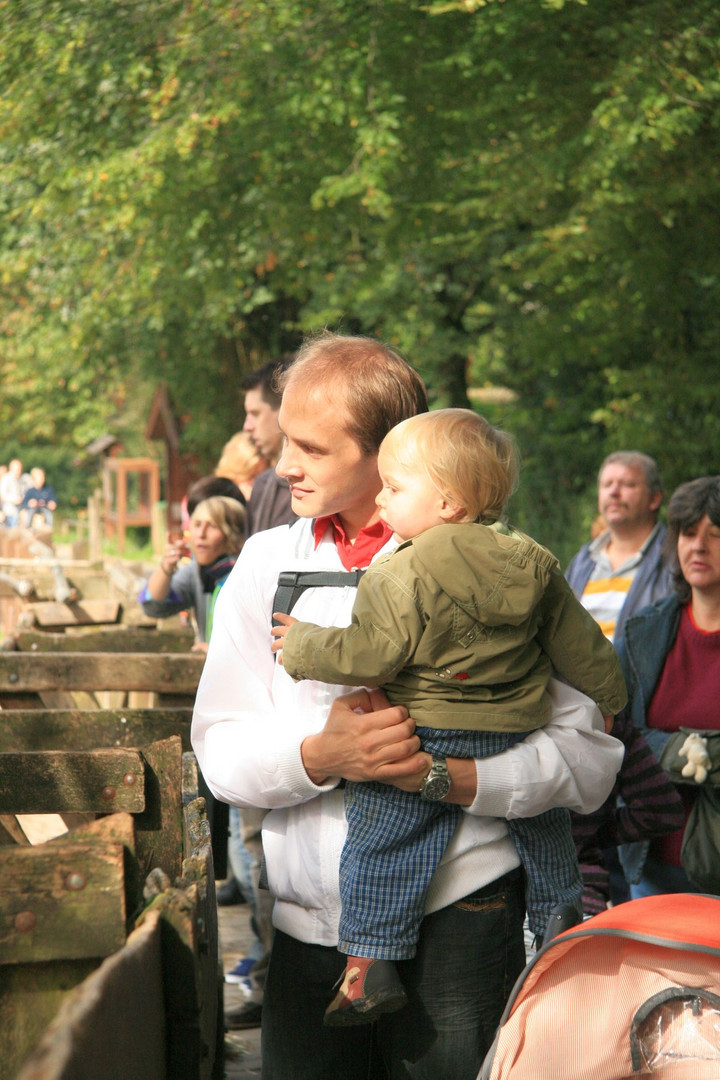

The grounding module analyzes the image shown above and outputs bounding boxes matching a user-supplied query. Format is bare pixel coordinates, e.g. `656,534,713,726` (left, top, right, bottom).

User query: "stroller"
479,894,720,1079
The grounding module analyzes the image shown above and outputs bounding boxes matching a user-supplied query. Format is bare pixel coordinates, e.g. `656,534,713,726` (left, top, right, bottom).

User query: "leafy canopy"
1,0,719,553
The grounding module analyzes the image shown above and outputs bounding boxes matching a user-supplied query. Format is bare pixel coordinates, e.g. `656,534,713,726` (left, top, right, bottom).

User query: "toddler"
271,409,626,1026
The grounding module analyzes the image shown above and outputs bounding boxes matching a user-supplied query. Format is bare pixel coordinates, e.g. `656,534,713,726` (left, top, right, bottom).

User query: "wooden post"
116,466,128,556
88,490,103,564
151,501,167,559
102,459,161,556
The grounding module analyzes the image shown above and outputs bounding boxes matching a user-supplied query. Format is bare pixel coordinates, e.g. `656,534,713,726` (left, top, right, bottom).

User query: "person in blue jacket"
22,467,57,527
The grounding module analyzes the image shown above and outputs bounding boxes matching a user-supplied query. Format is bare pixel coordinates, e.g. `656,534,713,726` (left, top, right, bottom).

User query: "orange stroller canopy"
479,894,720,1080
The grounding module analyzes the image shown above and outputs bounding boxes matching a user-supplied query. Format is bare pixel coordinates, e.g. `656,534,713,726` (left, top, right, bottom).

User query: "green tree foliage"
0,0,718,553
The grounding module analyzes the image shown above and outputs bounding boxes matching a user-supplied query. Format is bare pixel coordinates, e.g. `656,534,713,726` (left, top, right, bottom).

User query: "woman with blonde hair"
140,495,246,652
216,431,269,501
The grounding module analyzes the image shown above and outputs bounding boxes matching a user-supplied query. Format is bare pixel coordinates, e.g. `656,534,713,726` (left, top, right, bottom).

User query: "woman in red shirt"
616,475,720,897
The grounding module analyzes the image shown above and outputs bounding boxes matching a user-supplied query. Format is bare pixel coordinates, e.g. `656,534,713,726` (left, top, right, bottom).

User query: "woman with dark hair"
139,495,246,653
616,475,720,897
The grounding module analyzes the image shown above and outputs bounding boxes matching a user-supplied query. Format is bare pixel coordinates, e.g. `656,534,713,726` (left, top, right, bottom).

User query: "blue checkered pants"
338,727,582,958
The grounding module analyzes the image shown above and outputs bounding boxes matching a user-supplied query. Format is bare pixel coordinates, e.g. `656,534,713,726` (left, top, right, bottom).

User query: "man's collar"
313,515,394,570
589,520,661,558
588,529,611,558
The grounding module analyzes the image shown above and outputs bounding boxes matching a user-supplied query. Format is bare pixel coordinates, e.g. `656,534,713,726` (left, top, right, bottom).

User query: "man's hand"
301,687,425,787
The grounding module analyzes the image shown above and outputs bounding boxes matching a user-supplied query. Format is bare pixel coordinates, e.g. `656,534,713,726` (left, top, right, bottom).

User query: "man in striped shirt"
566,451,672,643
567,451,675,910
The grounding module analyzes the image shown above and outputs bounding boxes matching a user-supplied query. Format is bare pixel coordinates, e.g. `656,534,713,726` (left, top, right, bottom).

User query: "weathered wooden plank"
182,753,201,806
0,842,126,964
46,812,143,931
95,689,129,711
3,778,219,1080
14,909,165,1080
27,600,122,628
0,748,145,814
0,575,32,599
46,811,136,853
0,652,204,694
0,708,194,753
180,750,228,879
0,690,45,710
180,797,221,1080
139,797,219,1080
134,737,183,881
14,626,195,653
37,690,94,712
156,691,198,709
0,957,98,1079
0,813,29,845
105,560,148,598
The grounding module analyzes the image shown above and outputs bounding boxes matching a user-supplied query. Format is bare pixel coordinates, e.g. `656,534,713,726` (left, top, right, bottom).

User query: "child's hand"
270,612,298,658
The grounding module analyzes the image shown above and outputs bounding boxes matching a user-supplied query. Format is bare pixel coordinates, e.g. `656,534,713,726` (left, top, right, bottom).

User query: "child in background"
271,409,626,1026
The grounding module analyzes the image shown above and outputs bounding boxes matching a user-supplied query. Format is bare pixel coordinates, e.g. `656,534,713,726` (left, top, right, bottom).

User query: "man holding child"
192,332,623,1079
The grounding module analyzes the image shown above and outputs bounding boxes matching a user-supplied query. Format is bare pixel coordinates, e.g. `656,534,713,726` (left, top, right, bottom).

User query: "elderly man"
566,451,673,643
192,332,623,1079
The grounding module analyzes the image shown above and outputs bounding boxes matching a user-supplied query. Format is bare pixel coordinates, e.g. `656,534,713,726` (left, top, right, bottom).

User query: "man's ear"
649,490,663,514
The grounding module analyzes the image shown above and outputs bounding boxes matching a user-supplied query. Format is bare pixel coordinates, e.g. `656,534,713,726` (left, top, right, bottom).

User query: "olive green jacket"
281,522,627,732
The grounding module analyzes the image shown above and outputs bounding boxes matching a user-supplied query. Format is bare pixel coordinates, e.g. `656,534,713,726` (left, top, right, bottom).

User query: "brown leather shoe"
324,957,408,1027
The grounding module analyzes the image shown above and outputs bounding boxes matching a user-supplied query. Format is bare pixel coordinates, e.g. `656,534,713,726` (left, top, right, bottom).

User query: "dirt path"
218,897,261,1078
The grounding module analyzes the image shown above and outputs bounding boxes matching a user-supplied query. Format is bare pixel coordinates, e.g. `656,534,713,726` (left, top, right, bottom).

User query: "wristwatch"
419,755,451,802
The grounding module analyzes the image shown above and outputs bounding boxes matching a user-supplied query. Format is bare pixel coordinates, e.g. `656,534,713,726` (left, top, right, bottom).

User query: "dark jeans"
629,856,702,899
261,867,526,1080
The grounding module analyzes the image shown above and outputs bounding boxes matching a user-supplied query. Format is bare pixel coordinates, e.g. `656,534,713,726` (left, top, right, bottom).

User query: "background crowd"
0,460,57,530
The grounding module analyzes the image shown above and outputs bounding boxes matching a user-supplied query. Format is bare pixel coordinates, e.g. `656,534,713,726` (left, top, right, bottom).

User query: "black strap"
272,569,366,626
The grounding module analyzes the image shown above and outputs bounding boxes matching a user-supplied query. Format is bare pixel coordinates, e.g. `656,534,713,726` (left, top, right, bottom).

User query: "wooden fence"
0,591,224,1079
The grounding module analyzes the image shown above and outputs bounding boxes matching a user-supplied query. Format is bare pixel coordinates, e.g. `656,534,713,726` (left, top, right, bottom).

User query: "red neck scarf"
313,515,393,570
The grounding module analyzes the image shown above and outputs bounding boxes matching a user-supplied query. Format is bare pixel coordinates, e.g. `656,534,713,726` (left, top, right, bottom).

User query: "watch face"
423,774,451,800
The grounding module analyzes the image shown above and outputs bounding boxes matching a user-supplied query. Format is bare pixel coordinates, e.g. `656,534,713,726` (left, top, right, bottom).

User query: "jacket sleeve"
571,710,684,914
468,678,625,818
571,805,614,915
572,711,683,851
139,560,198,619
614,601,677,760
536,570,628,716
612,712,684,842
280,566,424,687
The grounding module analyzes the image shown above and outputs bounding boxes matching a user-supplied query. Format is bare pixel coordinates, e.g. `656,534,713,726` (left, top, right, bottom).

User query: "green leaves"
0,0,719,553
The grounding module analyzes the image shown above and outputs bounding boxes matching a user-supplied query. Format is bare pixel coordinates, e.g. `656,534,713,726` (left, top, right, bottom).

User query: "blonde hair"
215,432,268,488
190,496,246,555
381,409,519,523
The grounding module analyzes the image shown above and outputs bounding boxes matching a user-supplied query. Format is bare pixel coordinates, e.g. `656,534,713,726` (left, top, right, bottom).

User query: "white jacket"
192,518,624,946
